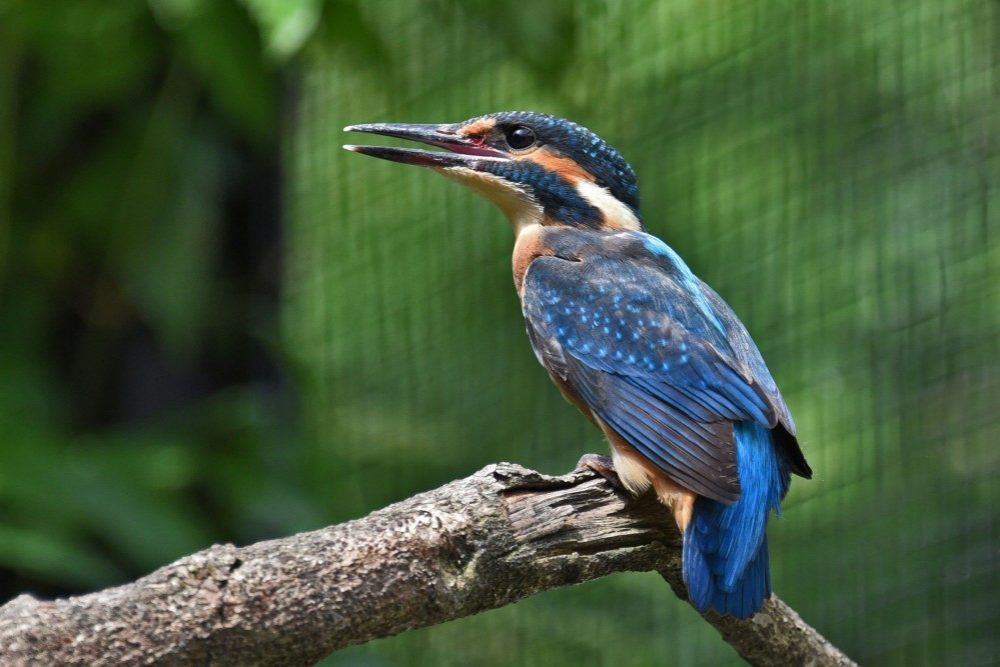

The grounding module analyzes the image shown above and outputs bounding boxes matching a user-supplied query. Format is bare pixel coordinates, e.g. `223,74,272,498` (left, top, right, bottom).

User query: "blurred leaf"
4,0,157,122
60,456,213,571
163,0,277,140
239,0,321,61
314,0,390,66
0,526,123,588
128,129,224,354
146,0,203,28
444,0,578,80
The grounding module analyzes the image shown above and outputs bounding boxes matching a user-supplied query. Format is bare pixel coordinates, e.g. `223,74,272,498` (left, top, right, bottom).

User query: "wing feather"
521,237,805,501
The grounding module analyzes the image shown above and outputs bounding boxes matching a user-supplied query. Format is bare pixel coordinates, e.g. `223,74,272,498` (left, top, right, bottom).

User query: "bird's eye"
505,126,536,150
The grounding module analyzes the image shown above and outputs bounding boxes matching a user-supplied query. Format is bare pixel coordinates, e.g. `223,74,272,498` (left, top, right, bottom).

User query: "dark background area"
0,1,996,665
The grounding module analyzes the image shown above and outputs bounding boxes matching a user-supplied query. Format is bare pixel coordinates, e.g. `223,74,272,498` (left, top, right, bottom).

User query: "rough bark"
0,463,855,666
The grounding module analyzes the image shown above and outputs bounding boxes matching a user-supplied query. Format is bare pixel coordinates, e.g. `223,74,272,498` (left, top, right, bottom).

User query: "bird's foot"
576,453,624,492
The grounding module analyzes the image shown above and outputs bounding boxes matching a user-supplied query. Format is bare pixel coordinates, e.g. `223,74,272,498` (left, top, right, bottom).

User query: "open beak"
343,122,509,168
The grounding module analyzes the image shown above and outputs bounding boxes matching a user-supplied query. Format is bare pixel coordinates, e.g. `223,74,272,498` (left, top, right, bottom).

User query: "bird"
344,111,812,619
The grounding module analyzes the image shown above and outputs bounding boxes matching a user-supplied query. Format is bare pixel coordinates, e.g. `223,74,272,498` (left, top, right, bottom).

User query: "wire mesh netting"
286,2,997,665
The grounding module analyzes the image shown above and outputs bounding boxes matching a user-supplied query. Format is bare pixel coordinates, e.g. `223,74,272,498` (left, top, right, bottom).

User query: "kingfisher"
344,111,812,618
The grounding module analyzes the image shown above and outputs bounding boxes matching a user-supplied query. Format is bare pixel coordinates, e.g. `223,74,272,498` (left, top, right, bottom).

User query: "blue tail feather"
682,421,790,618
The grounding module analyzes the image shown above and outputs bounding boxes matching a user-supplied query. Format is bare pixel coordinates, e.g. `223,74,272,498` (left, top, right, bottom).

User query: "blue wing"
522,232,801,503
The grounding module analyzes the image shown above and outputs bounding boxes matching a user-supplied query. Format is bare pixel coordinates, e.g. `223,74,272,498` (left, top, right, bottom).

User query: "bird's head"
345,111,642,232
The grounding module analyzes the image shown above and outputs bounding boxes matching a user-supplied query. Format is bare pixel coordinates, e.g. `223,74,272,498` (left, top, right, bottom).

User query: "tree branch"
0,463,855,666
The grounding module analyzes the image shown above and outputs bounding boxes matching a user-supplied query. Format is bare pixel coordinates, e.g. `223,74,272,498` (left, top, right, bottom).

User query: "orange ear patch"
460,117,497,137
526,147,597,184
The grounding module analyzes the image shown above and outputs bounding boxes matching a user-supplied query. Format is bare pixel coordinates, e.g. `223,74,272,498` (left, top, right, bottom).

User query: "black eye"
505,126,536,150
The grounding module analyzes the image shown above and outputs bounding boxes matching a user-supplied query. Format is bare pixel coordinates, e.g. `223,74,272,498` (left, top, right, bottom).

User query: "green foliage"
0,1,997,665
0,0,294,593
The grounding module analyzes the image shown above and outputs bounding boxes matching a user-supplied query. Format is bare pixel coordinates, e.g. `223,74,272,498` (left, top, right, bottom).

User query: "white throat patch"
436,166,544,233
574,180,642,231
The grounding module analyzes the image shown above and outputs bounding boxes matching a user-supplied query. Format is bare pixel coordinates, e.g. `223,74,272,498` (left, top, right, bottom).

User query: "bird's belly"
607,441,653,495
598,418,696,532
543,369,696,530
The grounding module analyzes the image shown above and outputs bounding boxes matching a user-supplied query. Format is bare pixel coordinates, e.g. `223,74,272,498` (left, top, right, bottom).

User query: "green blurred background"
0,1,996,664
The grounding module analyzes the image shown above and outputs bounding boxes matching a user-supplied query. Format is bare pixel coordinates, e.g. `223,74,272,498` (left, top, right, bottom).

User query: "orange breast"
512,223,554,294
